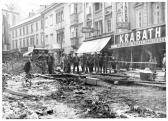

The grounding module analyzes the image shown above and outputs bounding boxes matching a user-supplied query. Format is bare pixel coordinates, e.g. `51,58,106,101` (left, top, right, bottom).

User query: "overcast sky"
1,0,57,19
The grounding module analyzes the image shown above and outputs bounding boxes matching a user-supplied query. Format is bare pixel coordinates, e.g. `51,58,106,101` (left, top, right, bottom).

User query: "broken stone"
46,110,53,115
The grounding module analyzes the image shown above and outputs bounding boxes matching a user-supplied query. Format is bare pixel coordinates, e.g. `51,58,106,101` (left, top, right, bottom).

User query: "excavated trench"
2,73,166,119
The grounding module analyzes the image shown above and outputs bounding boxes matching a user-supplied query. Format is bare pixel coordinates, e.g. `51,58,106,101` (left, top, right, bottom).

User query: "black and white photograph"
1,0,167,119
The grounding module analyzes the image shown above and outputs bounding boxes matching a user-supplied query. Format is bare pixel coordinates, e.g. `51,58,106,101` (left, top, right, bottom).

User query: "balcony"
86,13,92,21
71,38,79,49
70,13,78,25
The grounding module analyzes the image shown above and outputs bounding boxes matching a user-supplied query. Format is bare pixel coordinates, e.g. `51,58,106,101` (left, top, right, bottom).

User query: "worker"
67,54,72,73
162,53,166,81
98,53,103,73
47,52,54,74
94,52,99,73
89,54,94,73
103,53,108,73
23,57,32,86
73,53,80,74
80,53,86,73
40,51,47,74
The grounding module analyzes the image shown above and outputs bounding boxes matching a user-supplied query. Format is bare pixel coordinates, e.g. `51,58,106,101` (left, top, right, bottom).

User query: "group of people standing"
62,52,119,74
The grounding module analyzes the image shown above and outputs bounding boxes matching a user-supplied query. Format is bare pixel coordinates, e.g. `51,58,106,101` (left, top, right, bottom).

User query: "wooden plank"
4,88,36,97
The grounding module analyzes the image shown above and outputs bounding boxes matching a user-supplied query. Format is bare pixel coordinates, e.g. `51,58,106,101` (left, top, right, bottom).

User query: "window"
36,34,38,45
86,21,92,37
45,35,48,44
15,40,18,48
70,4,77,14
36,22,38,31
94,20,103,35
70,26,77,38
56,10,64,24
23,27,25,35
20,39,22,48
27,38,29,46
78,3,82,13
152,3,161,24
45,17,48,27
50,34,53,43
26,26,29,34
105,2,111,8
30,36,34,46
12,31,14,38
78,23,83,37
136,10,142,28
20,28,22,36
50,14,53,26
15,29,17,37
31,24,33,33
106,19,111,33
12,40,14,49
94,3,102,11
23,38,25,47
57,29,64,44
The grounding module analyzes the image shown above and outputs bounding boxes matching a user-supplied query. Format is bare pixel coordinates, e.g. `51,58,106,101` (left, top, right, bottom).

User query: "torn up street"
2,1,166,119
2,68,166,119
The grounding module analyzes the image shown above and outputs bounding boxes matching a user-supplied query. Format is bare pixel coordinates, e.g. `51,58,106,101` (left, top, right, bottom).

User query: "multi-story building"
9,13,44,53
2,7,20,51
41,3,72,54
110,2,166,68
77,2,166,68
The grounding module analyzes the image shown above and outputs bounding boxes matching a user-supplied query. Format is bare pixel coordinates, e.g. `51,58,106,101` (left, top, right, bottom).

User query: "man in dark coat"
73,53,80,74
47,52,54,74
24,57,32,86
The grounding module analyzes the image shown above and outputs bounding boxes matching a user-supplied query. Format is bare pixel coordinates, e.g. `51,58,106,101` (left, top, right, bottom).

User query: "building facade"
9,13,44,53
2,8,20,51
8,2,166,68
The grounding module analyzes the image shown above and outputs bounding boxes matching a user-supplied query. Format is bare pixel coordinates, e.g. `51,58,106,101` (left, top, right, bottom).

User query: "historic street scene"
2,0,166,119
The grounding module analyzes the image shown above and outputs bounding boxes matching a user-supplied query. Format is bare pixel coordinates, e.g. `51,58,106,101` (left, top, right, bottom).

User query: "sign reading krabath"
113,25,165,48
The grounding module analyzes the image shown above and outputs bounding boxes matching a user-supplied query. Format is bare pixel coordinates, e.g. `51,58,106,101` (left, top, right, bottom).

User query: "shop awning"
77,37,111,53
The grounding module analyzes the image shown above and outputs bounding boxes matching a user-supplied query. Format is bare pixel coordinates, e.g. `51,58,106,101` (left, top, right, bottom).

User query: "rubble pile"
2,72,166,119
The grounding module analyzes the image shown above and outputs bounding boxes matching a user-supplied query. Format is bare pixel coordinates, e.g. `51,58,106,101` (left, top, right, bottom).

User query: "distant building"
2,7,20,51
9,13,44,53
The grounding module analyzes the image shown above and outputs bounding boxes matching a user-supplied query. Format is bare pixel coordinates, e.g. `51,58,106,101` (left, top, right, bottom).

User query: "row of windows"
45,30,65,44
136,3,164,28
12,21,40,38
12,34,40,49
45,10,64,28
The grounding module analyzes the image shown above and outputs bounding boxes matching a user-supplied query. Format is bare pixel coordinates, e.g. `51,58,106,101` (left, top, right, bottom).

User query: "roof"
10,13,41,29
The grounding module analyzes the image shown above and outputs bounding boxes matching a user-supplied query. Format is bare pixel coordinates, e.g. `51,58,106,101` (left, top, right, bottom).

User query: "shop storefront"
110,24,166,69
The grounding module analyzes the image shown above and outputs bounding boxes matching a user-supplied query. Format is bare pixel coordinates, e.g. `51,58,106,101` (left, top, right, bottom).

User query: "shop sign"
112,25,165,48
82,27,94,33
116,22,130,29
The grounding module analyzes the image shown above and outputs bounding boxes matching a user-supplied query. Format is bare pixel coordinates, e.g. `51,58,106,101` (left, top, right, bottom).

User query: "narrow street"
2,72,166,119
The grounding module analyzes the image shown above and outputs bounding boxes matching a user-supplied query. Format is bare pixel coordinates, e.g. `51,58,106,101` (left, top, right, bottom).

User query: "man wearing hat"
73,53,80,74
47,52,54,74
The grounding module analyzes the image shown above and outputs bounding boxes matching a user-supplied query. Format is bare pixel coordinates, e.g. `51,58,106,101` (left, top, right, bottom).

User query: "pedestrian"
67,54,71,73
80,53,86,73
103,53,108,73
111,56,117,73
94,52,99,73
85,54,89,73
162,53,166,81
98,53,103,73
23,57,32,87
47,52,54,74
89,54,94,73
40,51,48,74
73,53,80,74
63,54,68,72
